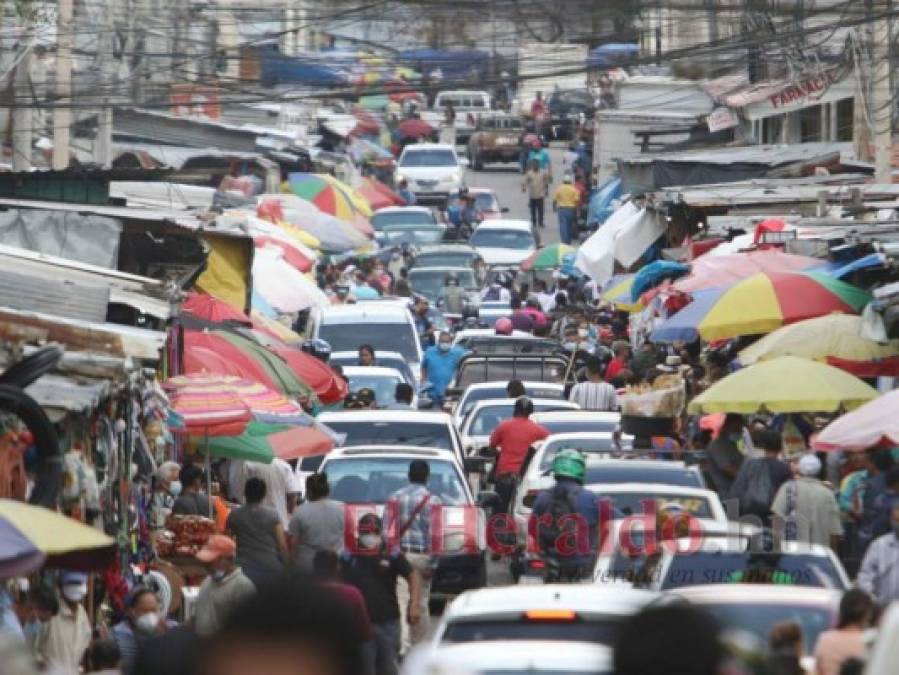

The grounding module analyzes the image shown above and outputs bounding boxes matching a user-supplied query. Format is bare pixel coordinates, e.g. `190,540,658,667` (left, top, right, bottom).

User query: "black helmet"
513,396,534,417
301,338,332,362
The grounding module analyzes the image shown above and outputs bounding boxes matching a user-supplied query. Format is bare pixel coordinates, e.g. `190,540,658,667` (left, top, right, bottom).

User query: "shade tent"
183,291,251,325
200,422,334,464
814,389,899,451
688,356,878,415
251,247,330,314
674,249,822,294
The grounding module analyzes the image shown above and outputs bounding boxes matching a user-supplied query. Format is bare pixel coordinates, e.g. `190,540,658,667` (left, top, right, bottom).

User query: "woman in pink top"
813,589,873,675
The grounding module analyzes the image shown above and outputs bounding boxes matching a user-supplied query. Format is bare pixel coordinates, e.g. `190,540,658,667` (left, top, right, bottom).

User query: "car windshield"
539,437,618,469
459,385,562,418
325,420,453,452
485,671,610,675
330,355,414,385
601,492,713,519
318,323,418,363
372,211,435,230
409,269,477,301
400,149,458,167
414,252,475,268
324,457,467,504
538,418,620,436
469,403,575,436
345,373,403,406
470,229,534,250
443,618,622,646
697,602,835,653
456,360,566,389
661,551,845,590
383,227,445,246
474,193,500,212
583,464,702,487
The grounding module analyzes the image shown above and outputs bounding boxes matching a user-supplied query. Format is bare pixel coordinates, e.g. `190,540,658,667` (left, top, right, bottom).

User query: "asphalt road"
466,146,566,247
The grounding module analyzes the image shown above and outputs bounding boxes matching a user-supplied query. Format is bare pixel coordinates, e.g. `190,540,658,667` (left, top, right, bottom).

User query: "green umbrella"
201,421,286,463
521,243,576,271
358,94,390,110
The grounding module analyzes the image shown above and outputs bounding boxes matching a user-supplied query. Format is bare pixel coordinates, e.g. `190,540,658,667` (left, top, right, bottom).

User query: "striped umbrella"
521,243,576,271
287,173,373,224
202,421,335,464
163,375,252,437
601,274,645,313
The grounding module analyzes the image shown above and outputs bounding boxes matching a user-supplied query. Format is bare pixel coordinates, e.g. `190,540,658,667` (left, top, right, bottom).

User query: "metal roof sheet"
621,142,852,166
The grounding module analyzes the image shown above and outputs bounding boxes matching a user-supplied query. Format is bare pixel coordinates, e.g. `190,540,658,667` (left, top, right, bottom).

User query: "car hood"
476,247,534,265
399,166,460,180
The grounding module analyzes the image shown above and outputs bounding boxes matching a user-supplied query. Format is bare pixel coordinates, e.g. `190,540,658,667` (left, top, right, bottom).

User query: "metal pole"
53,0,74,170
12,44,33,171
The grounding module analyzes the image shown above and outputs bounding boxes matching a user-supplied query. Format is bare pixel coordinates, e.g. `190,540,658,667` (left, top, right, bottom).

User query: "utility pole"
52,0,74,170
12,43,33,171
873,1,893,183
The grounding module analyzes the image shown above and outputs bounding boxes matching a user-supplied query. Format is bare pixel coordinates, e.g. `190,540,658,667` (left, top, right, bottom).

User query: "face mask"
438,342,451,352
392,253,401,260
135,612,160,633
578,329,588,338
62,583,87,603
563,342,578,351
168,480,182,497
210,570,227,582
359,534,381,550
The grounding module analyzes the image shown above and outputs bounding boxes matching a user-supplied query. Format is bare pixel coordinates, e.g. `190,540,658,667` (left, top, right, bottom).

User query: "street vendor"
171,464,212,517
150,461,181,531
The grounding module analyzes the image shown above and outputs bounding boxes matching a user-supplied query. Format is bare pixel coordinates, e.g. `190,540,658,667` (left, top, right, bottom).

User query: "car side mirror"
501,207,510,213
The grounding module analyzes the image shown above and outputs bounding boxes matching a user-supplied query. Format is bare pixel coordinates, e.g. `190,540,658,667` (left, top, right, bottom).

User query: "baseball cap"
196,535,236,563
61,571,88,586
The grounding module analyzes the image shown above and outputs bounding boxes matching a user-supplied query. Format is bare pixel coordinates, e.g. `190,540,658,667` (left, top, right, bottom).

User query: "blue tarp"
397,49,489,83
823,253,886,279
586,178,622,226
630,261,690,301
587,43,638,70
259,46,349,86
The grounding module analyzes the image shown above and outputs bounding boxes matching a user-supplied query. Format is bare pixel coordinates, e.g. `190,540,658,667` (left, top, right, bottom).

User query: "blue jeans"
558,207,576,244
373,620,400,675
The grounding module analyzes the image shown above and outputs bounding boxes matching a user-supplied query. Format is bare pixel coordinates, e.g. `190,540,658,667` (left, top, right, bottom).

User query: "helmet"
513,395,534,417
495,317,513,335
551,449,586,482
301,338,332,362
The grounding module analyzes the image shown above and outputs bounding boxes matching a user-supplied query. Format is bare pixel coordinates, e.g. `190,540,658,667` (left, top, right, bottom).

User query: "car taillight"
527,558,545,570
524,609,577,621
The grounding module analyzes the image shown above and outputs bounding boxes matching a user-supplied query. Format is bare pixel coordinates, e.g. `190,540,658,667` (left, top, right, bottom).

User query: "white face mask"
359,534,381,550
168,480,182,497
135,612,160,634
62,583,87,603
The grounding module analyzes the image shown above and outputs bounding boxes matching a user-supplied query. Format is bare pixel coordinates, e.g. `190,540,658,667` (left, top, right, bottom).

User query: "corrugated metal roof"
0,268,109,322
622,142,852,166
26,374,112,414
0,197,203,229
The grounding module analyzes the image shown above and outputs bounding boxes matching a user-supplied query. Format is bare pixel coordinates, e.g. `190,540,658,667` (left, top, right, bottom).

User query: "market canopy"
674,249,822,294
0,499,116,576
202,421,335,463
286,173,374,227
688,356,878,415
813,389,899,451
521,243,575,271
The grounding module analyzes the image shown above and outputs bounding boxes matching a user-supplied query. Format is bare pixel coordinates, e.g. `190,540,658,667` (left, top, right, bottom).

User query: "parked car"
469,219,537,267
467,114,525,169
396,143,468,206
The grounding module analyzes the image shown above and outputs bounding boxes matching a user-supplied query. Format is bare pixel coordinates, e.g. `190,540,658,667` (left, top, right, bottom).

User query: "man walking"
421,331,467,407
36,572,91,675
772,454,843,550
521,159,550,230
489,397,551,514
193,535,256,637
552,174,580,245
387,460,440,653
568,356,618,411
857,504,899,606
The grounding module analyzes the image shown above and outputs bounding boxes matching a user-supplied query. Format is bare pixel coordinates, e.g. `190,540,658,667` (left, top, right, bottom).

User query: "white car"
371,206,439,232
307,303,423,384
396,143,467,205
450,381,564,427
593,534,850,592
329,350,415,387
460,398,580,454
469,219,537,267
403,641,613,675
341,366,416,408
317,409,464,461
669,584,841,671
529,411,622,436
430,584,657,649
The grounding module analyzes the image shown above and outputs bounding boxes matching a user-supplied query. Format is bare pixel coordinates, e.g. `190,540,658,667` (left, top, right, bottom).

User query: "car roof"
444,584,658,620
668,536,833,556
468,398,578,412
468,187,496,195
401,143,456,151
341,366,404,378
532,411,621,423
465,381,564,392
373,206,433,215
418,642,613,672
317,304,411,321
408,266,475,274
415,244,477,254
543,431,616,442
474,219,533,231
321,445,457,461
584,457,688,470
669,584,842,605
318,410,453,424
330,350,406,361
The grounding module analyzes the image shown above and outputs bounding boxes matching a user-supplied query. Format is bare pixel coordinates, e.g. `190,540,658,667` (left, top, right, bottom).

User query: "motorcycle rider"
440,273,467,316
531,449,602,582
480,272,512,303
446,188,480,239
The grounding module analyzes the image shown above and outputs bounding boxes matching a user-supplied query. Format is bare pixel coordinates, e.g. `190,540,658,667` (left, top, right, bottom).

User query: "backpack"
484,285,502,301
538,485,580,557
730,458,774,518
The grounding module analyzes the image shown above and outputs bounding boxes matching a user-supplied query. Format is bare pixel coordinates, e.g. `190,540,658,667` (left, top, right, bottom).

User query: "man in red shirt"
605,340,632,383
488,397,550,515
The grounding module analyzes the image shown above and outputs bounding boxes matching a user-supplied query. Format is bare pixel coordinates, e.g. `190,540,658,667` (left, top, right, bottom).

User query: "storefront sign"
768,70,836,109
707,106,739,132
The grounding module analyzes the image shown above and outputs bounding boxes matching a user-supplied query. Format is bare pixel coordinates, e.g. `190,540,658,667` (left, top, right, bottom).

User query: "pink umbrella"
675,249,823,293
813,389,899,451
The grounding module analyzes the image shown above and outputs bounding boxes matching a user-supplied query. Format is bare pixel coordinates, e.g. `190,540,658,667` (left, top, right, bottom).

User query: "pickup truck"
467,113,525,170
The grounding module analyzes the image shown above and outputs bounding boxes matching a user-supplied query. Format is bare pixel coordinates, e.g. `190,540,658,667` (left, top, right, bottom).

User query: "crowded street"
5,3,899,675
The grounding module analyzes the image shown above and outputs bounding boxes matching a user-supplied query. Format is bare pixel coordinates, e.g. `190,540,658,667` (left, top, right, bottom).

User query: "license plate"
418,179,438,187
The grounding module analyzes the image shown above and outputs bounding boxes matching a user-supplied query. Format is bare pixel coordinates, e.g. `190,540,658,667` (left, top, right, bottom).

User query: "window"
382,227,446,246
800,104,822,142
409,269,477,300
584,465,702,487
318,323,418,363
474,192,500,212
602,493,713,519
324,457,467,504
836,98,854,141
323,421,454,453
762,116,783,144
699,602,834,654
662,551,845,590
399,149,458,167
345,373,404,405
372,211,436,229
540,437,618,469
443,618,623,646
469,229,535,250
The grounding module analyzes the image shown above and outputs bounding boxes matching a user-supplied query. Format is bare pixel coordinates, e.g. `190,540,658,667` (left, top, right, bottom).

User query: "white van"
433,90,492,144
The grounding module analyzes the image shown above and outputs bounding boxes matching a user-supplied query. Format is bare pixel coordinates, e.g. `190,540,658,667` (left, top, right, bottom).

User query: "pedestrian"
420,331,467,407
171,464,212,517
226,477,289,588
868,466,899,543
439,273,466,316
859,449,895,550
530,92,546,120
19,585,58,649
531,449,601,581
412,297,435,348
772,453,843,549
523,297,549,332
508,297,535,332
386,460,439,653
111,586,173,675
812,588,873,675
552,174,580,245
766,621,806,675
857,503,899,605
521,159,550,230
239,457,298,530
150,461,181,532
604,340,631,383
35,572,91,675
441,103,457,146
358,344,376,367
195,578,364,675
727,430,792,523
193,535,256,637
396,178,415,206
289,473,345,573
705,414,746,500
489,397,551,514
340,514,422,675
568,356,618,411
86,640,121,675
562,142,579,176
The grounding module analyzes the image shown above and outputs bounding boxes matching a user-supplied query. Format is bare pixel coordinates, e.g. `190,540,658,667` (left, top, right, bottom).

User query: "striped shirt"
568,381,619,411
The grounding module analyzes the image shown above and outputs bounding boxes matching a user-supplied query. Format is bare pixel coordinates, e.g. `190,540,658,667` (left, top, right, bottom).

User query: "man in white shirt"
240,458,298,529
568,356,618,411
36,572,91,675
858,503,899,606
